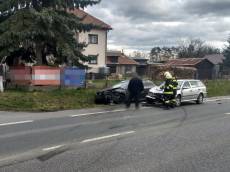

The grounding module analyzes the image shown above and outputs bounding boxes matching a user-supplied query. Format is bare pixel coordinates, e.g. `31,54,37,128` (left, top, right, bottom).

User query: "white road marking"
71,107,152,118
0,120,34,127
225,113,230,115
71,109,126,117
81,131,136,143
141,107,152,109
42,145,64,151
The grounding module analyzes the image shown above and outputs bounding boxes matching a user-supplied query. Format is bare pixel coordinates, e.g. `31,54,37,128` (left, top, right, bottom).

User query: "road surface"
0,98,230,171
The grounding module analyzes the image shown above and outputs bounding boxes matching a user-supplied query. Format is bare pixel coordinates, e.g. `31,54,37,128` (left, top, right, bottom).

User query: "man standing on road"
126,73,144,109
162,71,174,109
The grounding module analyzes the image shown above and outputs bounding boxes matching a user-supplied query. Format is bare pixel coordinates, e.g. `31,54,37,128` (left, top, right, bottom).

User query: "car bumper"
146,93,164,102
95,92,112,104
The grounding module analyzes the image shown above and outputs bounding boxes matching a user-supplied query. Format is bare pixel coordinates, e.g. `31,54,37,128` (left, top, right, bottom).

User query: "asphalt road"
0,98,230,171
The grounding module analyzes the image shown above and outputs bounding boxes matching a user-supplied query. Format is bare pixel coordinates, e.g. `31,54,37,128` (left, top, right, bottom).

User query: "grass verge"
206,80,230,97
0,79,230,112
0,88,99,112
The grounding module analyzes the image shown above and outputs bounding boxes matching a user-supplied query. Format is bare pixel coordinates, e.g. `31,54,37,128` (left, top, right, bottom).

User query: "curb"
205,96,230,102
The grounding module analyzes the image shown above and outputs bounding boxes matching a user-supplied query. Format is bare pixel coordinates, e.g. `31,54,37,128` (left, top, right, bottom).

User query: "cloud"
184,0,230,17
86,0,230,53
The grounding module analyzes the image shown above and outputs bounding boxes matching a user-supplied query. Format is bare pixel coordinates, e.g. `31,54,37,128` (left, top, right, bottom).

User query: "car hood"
149,86,164,94
97,87,126,93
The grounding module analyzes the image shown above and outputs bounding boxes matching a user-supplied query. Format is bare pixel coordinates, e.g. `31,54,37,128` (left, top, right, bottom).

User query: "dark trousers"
126,92,140,108
173,90,177,98
164,94,174,107
171,90,177,106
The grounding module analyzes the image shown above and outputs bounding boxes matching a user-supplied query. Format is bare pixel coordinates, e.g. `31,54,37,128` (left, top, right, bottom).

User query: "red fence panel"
31,66,60,86
9,66,32,85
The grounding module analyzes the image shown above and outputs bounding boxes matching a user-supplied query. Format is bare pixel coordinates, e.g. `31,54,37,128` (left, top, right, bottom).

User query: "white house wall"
79,29,107,73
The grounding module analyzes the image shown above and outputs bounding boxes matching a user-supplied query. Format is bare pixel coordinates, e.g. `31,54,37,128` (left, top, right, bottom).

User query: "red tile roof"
107,55,138,65
165,58,204,66
69,9,112,30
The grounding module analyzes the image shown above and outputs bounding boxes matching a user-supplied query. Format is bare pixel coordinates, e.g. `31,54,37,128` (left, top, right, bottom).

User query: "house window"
110,56,118,63
89,55,98,64
88,34,98,44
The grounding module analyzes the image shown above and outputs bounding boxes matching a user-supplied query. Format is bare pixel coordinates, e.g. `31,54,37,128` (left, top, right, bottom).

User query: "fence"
8,66,86,88
9,66,31,85
61,67,85,87
32,66,60,86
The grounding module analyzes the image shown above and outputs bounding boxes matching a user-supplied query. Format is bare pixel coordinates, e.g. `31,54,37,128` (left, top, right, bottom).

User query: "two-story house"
71,9,112,73
107,51,138,75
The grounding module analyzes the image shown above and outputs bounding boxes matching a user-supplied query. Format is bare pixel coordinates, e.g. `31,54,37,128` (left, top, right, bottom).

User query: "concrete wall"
79,29,107,73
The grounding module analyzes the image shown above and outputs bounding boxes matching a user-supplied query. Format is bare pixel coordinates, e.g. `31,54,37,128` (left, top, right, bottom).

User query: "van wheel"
196,94,204,104
176,95,181,106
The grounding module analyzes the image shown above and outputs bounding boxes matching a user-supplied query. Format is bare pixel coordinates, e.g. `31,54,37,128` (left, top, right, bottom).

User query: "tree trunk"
35,44,43,65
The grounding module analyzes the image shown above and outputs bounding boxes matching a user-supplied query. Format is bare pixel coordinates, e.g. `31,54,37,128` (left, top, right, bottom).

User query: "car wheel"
146,98,154,104
113,93,125,104
95,95,104,104
196,94,204,104
176,95,181,106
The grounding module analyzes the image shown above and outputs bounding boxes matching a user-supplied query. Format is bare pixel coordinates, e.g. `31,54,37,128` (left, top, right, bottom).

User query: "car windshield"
112,80,129,89
177,81,183,89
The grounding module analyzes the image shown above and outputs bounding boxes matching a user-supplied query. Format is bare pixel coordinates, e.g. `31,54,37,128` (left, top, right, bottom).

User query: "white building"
71,9,112,73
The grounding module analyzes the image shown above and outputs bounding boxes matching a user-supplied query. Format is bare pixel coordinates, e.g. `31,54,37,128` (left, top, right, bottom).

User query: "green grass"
0,88,99,112
206,80,230,97
0,79,230,111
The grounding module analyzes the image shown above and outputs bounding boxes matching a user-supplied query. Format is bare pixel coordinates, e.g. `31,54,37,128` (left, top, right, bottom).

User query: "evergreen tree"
0,0,101,66
224,37,230,68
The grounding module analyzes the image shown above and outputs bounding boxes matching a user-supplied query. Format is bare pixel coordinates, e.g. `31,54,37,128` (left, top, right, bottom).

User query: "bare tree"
178,39,220,58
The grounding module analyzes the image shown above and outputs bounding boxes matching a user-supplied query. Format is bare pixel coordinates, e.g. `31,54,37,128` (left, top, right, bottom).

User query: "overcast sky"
86,0,230,53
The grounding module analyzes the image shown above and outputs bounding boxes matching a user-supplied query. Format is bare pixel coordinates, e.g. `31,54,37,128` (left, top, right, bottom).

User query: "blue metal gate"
61,67,86,87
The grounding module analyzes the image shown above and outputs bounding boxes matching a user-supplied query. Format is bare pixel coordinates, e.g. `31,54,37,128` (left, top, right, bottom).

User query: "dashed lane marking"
42,145,64,151
0,120,34,127
81,131,136,143
71,107,152,118
71,109,126,117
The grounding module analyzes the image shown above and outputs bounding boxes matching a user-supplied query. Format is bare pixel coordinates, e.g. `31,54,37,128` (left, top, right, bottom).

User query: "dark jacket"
163,79,174,95
128,77,144,94
171,77,178,91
